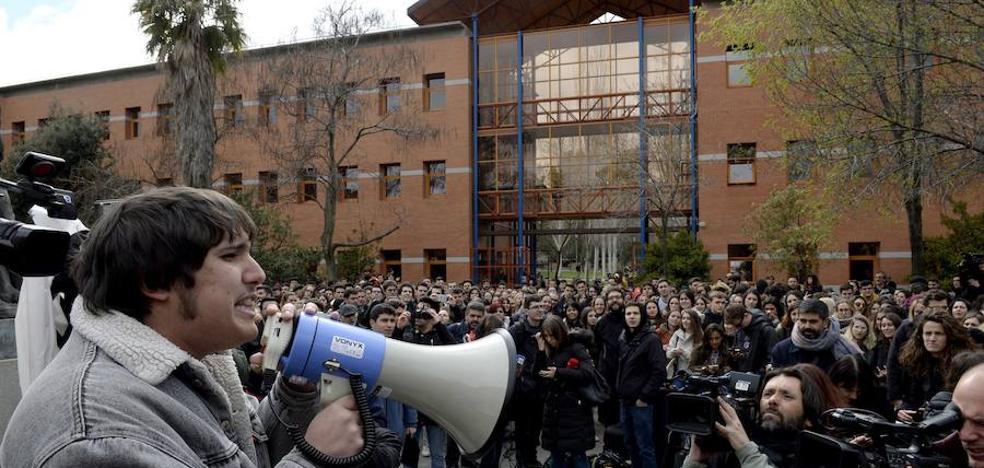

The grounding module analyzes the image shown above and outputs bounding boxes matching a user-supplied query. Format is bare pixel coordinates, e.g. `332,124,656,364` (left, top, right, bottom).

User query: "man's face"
787,277,799,289
162,232,266,358
371,288,383,301
466,310,483,327
657,281,669,297
354,291,367,305
526,303,544,324
416,286,428,299
606,291,623,312
797,312,827,340
710,296,726,314
576,282,586,295
927,299,949,315
400,286,414,301
624,306,642,329
255,288,268,300
928,280,940,290
371,313,397,337
759,375,806,433
333,288,345,300
861,285,874,298
384,284,398,297
954,371,984,467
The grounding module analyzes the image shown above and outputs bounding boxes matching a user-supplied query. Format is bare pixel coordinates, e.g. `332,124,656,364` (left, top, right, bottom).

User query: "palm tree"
133,0,246,188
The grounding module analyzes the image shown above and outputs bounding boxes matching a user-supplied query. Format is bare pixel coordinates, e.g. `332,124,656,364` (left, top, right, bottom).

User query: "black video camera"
0,152,77,277
666,370,762,450
797,407,963,468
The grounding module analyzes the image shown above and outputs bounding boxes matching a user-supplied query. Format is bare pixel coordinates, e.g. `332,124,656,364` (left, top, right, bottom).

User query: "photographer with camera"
724,304,776,374
682,367,827,468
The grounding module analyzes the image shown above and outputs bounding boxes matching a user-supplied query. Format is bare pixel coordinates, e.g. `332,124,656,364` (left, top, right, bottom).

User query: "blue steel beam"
688,0,699,236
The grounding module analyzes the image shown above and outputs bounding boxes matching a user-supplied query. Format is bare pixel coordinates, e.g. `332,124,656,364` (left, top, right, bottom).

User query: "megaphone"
263,312,516,457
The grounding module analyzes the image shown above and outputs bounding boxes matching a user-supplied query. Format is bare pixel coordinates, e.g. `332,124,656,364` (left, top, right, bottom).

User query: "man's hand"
304,395,364,458
538,366,557,379
688,435,711,463
897,409,918,423
715,397,751,451
397,311,410,329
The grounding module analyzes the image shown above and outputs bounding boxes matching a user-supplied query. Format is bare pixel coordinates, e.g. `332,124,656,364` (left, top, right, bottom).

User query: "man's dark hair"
71,187,256,321
762,366,827,428
946,350,984,391
921,289,950,306
523,294,544,309
466,301,486,314
724,304,749,325
797,298,830,320
859,280,872,288
370,303,397,321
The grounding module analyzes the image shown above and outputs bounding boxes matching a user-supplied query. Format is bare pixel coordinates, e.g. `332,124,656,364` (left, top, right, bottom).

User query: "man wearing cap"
338,304,360,326
770,298,860,372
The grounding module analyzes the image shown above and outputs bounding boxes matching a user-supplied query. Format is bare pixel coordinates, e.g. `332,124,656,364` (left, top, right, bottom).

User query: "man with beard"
594,288,627,429
683,367,827,467
448,301,485,343
770,298,860,372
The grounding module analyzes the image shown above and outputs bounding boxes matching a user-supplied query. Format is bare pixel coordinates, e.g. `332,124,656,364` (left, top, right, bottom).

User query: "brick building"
0,0,978,285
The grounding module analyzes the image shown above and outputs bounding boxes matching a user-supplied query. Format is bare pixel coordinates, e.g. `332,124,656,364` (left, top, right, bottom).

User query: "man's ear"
140,283,173,303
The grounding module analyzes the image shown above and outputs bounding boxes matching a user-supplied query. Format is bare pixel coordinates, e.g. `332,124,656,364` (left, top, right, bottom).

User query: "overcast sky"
0,0,420,87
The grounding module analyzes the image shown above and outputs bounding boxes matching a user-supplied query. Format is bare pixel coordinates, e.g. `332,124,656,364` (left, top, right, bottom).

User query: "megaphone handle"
320,373,354,407
287,374,378,467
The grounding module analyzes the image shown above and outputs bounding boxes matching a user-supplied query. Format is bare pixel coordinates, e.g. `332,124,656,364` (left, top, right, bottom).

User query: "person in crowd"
851,296,871,319
952,299,972,321
859,280,880,305
804,275,823,295
792,363,849,409
694,294,710,317
966,313,984,330
773,291,803,343
841,314,875,355
338,303,360,326
368,303,418,460
536,315,596,468
669,296,683,316
771,298,861,372
725,304,776,374
679,291,696,313
655,279,673,314
448,301,486,343
893,288,910,309
0,187,401,467
508,296,548,468
690,323,732,374
616,302,667,468
591,296,607,319
886,290,951,409
561,302,584,330
683,366,828,468
644,299,661,325
657,309,682,349
833,300,854,329
896,311,978,421
743,290,761,314
953,362,984,468
869,311,902,381
761,296,782,328
704,291,728,328
668,309,703,377
828,355,893,418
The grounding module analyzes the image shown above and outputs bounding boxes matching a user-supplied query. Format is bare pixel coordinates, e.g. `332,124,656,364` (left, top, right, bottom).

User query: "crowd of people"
241,265,984,468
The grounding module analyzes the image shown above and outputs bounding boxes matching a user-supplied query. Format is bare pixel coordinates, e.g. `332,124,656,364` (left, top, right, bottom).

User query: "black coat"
898,359,946,411
732,312,776,373
594,310,626,384
540,341,596,453
615,326,667,403
509,318,547,399
886,319,915,402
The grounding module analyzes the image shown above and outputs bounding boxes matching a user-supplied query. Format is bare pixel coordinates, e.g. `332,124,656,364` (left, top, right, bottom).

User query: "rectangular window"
424,249,447,280
298,168,318,202
379,78,400,114
224,94,244,127
849,242,880,281
340,166,359,200
95,111,110,140
425,161,446,196
380,164,401,199
258,90,277,126
11,121,25,144
424,73,445,111
727,143,756,185
728,244,756,282
223,173,243,195
381,249,402,279
726,45,752,87
156,103,173,136
37,118,50,128
343,82,358,117
297,88,316,122
786,140,816,181
259,171,279,203
125,107,141,139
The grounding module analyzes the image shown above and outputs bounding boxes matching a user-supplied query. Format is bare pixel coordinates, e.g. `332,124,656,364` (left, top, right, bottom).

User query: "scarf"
790,317,857,360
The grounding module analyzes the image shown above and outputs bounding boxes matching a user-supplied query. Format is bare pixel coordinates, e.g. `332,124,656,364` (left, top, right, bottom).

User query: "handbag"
577,363,611,405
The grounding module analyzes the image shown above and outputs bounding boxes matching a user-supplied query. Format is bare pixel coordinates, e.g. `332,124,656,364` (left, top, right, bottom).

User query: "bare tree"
250,2,436,280
641,120,694,277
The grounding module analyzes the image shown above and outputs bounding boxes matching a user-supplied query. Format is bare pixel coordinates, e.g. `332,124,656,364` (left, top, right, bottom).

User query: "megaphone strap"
284,373,378,467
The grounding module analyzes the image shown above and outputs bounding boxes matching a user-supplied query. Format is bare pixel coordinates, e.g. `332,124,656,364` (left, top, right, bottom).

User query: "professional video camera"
797,407,963,468
666,370,762,450
0,152,76,277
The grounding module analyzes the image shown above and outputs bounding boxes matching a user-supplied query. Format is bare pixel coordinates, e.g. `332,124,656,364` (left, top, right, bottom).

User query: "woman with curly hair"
896,312,978,421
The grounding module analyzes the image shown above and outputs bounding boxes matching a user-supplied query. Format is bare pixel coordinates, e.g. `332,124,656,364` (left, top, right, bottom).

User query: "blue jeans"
420,424,447,468
620,402,658,468
550,450,589,468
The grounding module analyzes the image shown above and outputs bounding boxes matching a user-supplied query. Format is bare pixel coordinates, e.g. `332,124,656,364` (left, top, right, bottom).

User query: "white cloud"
0,0,419,87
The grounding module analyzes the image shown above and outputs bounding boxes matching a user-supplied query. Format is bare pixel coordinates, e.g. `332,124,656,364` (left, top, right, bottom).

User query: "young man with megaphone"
0,187,402,468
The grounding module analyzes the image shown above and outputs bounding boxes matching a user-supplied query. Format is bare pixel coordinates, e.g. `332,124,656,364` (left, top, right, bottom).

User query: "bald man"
954,363,984,467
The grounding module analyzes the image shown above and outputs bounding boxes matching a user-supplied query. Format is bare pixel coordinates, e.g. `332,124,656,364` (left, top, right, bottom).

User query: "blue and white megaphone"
262,312,516,457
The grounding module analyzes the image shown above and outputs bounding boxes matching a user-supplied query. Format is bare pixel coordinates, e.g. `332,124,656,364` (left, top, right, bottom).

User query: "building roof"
408,0,689,35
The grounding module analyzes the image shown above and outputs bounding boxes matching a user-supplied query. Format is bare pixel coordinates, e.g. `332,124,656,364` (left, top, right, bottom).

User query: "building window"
424,249,447,280
156,177,174,187
340,166,359,200
343,82,358,117
424,73,445,111
259,171,278,203
726,44,752,87
223,173,243,195
94,111,110,140
258,90,277,126
380,164,401,199
224,94,244,127
379,78,400,114
297,88,316,122
37,118,50,129
727,143,756,185
425,161,446,196
786,140,816,181
156,103,173,136
298,168,318,202
11,121,25,144
728,244,756,282
381,249,402,279
849,242,880,281
125,107,140,139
